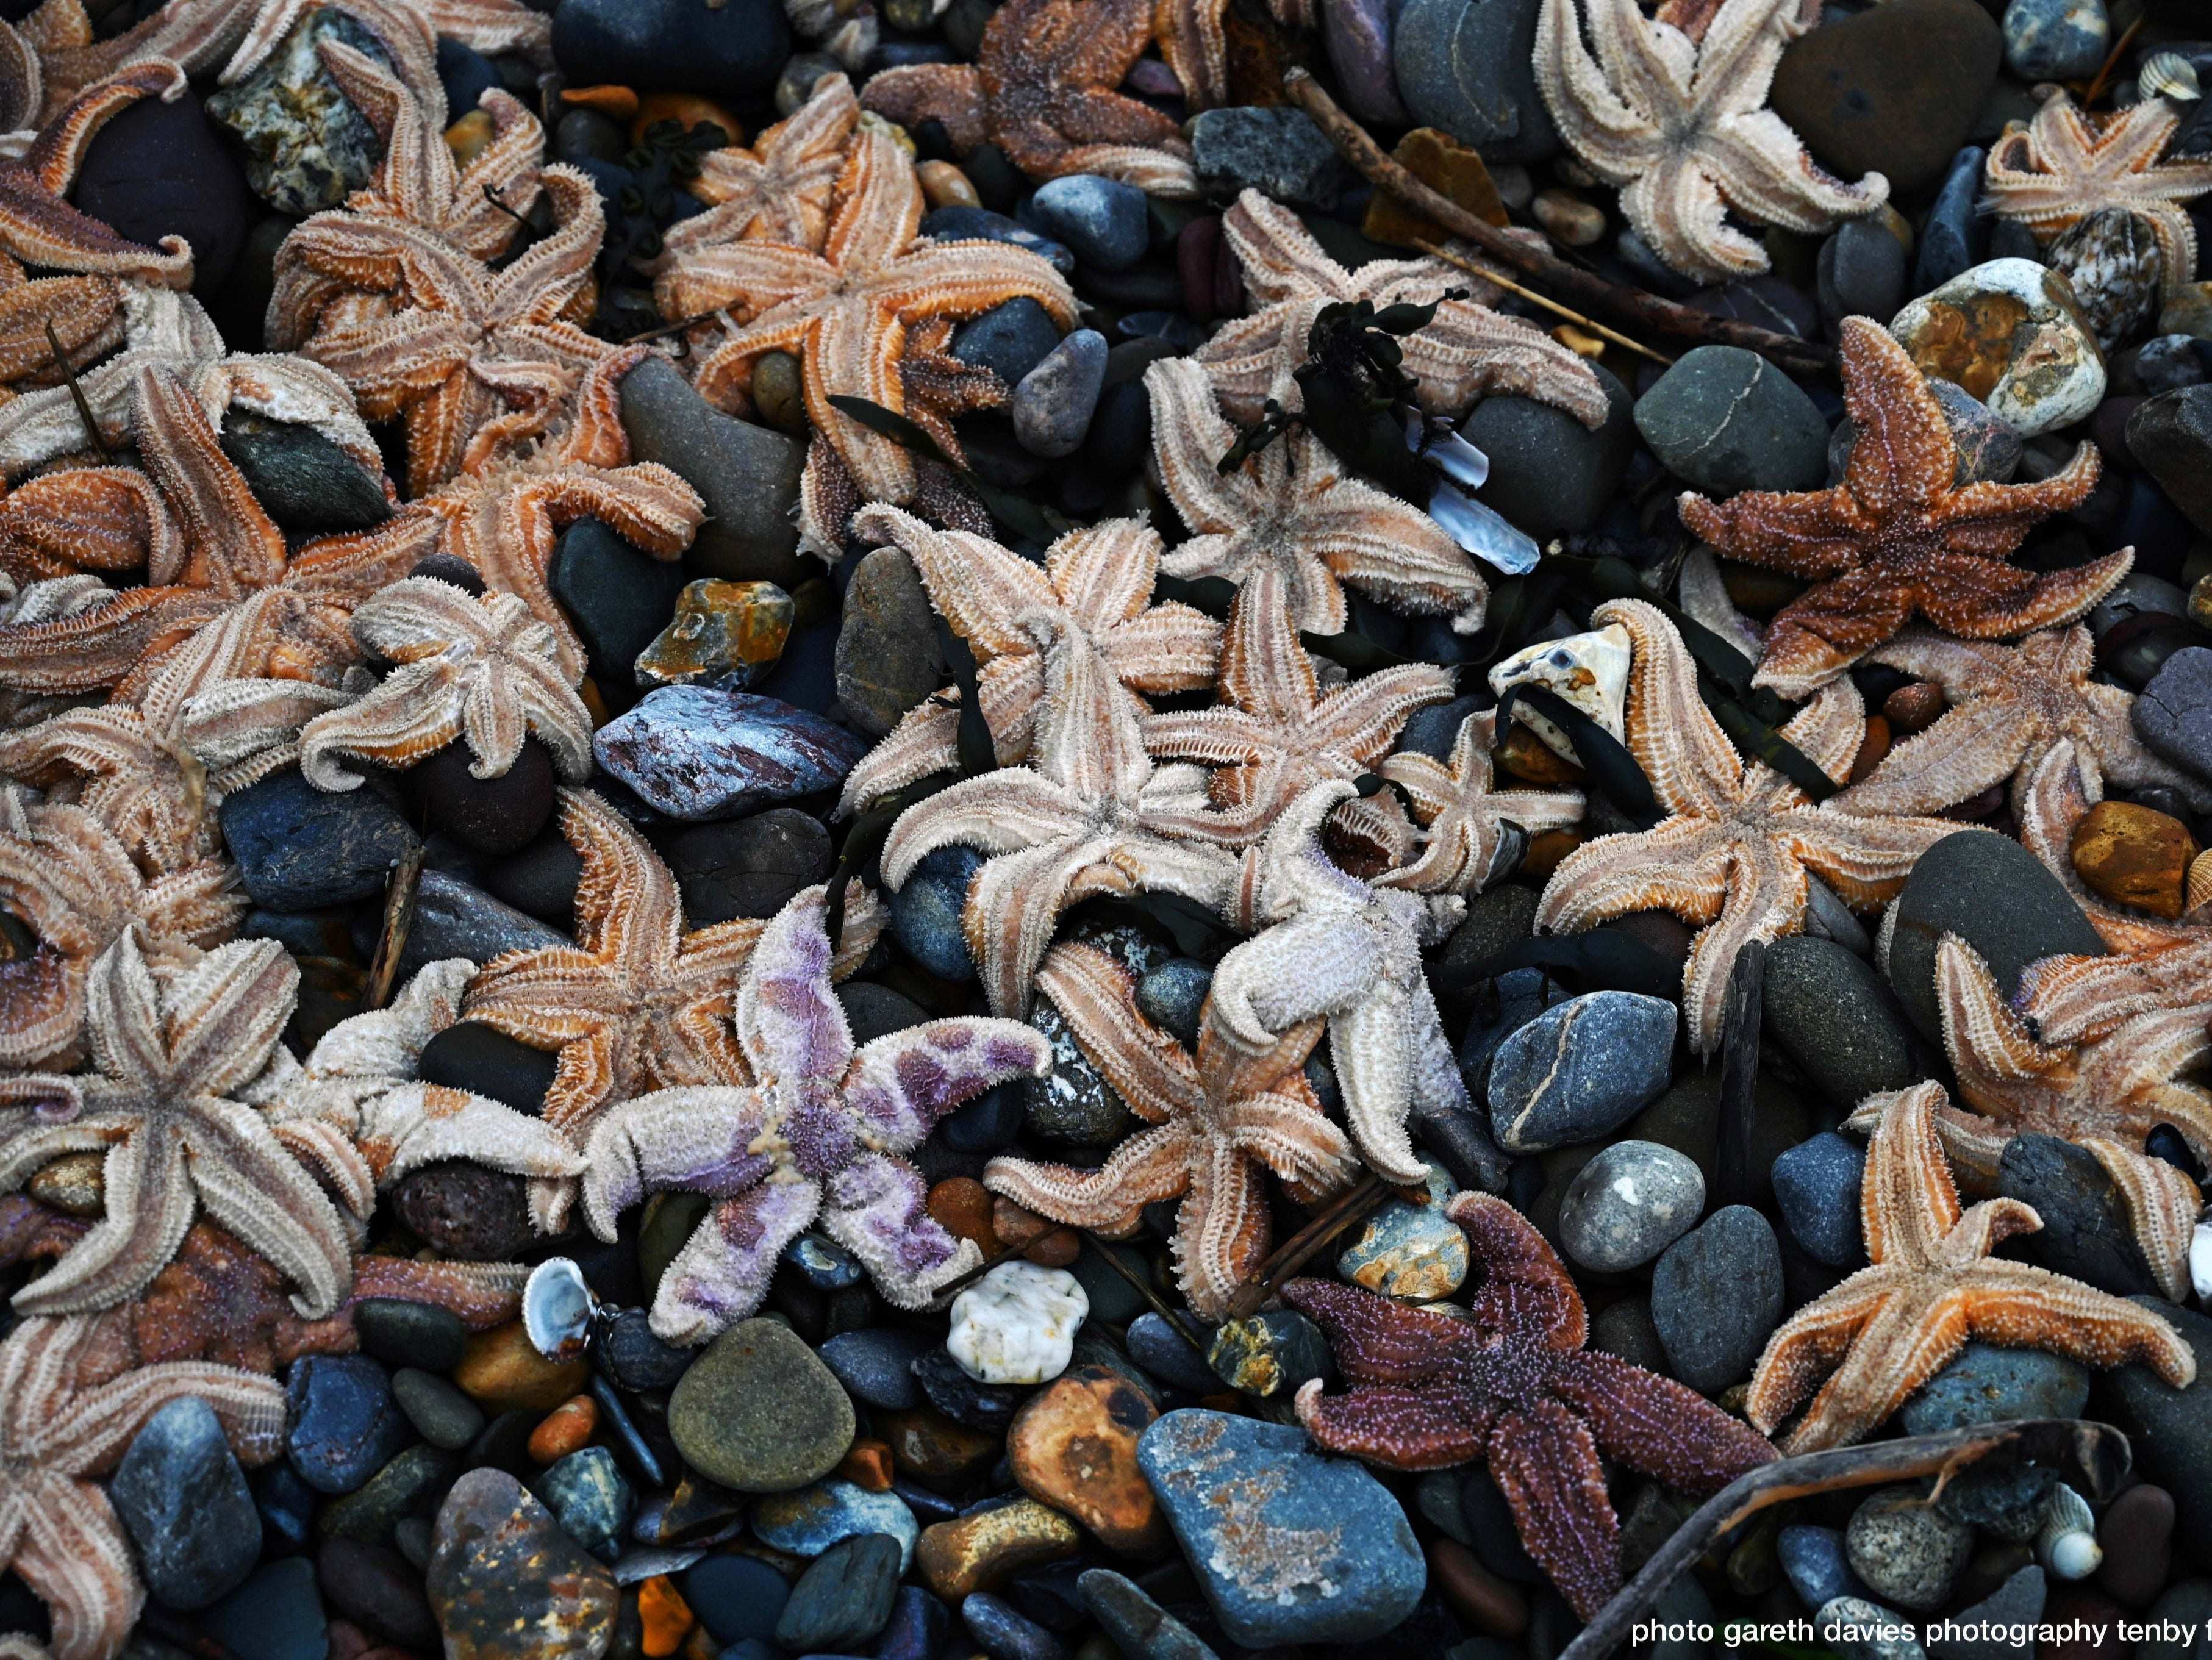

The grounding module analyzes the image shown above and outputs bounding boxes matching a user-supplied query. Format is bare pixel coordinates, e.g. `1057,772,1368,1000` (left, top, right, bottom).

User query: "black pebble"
407,735,557,856
484,831,584,925
416,1021,559,1115
73,88,250,290
352,1297,471,1372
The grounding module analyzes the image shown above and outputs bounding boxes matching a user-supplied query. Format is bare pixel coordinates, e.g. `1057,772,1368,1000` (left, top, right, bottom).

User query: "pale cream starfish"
1148,357,1492,637
1535,598,1961,1053
1375,710,1586,895
1532,0,1889,284
659,71,857,256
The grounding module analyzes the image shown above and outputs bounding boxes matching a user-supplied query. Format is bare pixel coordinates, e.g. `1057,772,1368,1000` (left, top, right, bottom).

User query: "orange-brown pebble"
444,109,495,168
564,84,641,120
638,1574,694,1659
2071,799,2200,920
915,159,981,210
1428,1537,1528,1637
1848,714,1891,784
927,1177,998,1254
529,1394,600,1462
991,1195,1052,1248
1005,1367,1166,1554
1494,723,1585,786
632,91,741,145
836,1437,895,1492
1023,1227,1081,1267
1362,126,1508,249
578,676,612,728
878,1406,1000,1481
451,1322,590,1411
916,1497,1081,1600
1883,680,1946,733
678,1620,718,1660
1520,826,1584,879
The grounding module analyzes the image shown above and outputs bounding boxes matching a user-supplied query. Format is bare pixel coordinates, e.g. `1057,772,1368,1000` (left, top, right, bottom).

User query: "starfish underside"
1375,710,1587,895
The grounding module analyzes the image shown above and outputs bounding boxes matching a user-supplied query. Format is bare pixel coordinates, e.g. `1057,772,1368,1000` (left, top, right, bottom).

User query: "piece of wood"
1714,938,1765,1208
1224,1173,1399,1320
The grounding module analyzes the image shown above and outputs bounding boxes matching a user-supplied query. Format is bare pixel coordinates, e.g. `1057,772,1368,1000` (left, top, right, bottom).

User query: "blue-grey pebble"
1558,1139,1705,1272
1761,936,1920,1110
1770,1132,1866,1268
890,843,984,980
873,1585,951,1660
1817,218,1907,333
2002,0,2106,81
601,1309,691,1390
1135,958,1211,1048
537,1446,633,1561
1929,1565,2046,1660
593,687,868,821
390,1368,484,1451
1650,1206,1785,1392
1028,176,1148,272
1846,1487,1971,1614
912,1345,1028,1431
1999,1132,2163,1297
1077,1569,1218,1660
1487,990,1676,1152
951,295,1067,386
940,1081,1025,1152
773,1531,903,1653
1189,106,1353,209
682,1551,789,1646
784,1231,864,1289
1458,965,1566,1106
254,1461,317,1553
820,1326,937,1410
1126,1312,1222,1397
220,767,420,909
751,1479,918,1570
1778,1525,1868,1612
963,1591,1068,1660
287,1355,409,1496
1915,147,1989,293
111,1397,262,1610
1632,346,1831,496
1013,329,1108,459
1901,1341,2090,1434
926,209,1075,276
201,1557,328,1660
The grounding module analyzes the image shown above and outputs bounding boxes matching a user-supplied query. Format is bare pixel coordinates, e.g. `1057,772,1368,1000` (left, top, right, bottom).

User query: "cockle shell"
2035,1482,2101,1580
2139,52,2201,104
523,1256,596,1362
1488,623,1632,762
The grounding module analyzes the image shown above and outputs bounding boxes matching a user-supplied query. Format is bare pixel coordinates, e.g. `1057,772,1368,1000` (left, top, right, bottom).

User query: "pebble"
316,1444,459,1544
1769,0,2002,194
1459,365,1633,537
218,411,389,532
426,1470,618,1660
947,1262,1087,1385
354,1298,470,1373
1780,1525,1869,1611
1067,1240,1148,1325
1323,0,1407,123
1531,190,1604,248
528,1396,600,1465
1005,1367,1163,1554
484,834,584,925
220,767,420,909
1337,1167,1472,1297
1916,148,1991,295
1883,829,2106,1045
1816,1594,1927,1660
1137,1410,1426,1647
551,0,786,97
1998,1134,2163,1297
1891,259,2108,438
2097,1484,2174,1609
942,1082,1025,1152
837,546,945,741
751,1479,920,1570
1558,1140,1705,1273
397,868,565,974
2140,1581,2212,1660
1026,993,1142,1145
1649,1206,1786,1392
76,87,251,291
1133,959,1211,1047
820,1326,937,1411
2049,207,2160,349
1126,1312,1222,1396
668,1318,854,1492
619,356,807,586
1427,1535,1529,1637
750,349,805,434
593,687,867,820
1633,346,1831,496
112,1397,262,1610
1078,1569,1215,1660
1761,937,1920,1110
393,1161,536,1261
682,1553,790,1646
1206,1309,1334,1397
1189,107,1354,210
2002,0,2106,81
667,809,830,926
317,1537,437,1651
1930,1565,2046,1660
536,1446,634,1561
635,579,793,692
1770,1132,1867,1268
962,1592,1066,1660
1012,330,1108,459
393,1367,485,1451
2070,798,2197,918
915,1498,1082,1601
204,8,385,215
2127,388,2212,538
1392,0,1558,161
453,1323,592,1413
2135,336,2210,396
1819,218,1908,334
1487,990,1677,1153
200,1558,328,1660
1029,177,1148,273
547,518,692,690
1903,1342,2090,1436
872,1584,951,1660
287,1356,408,1497
1847,1487,1972,1613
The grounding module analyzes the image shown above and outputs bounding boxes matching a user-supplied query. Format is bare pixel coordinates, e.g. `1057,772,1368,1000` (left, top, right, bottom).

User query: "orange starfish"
1679,317,2128,698
0,59,193,288
660,71,857,256
1745,1081,2195,1453
1374,710,1586,895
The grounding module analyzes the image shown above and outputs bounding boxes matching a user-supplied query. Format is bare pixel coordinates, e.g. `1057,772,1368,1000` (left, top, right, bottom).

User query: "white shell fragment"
523,1256,595,1362
945,1260,1089,1384
1489,623,1633,761
2192,1214,2212,1301
2035,1483,2102,1581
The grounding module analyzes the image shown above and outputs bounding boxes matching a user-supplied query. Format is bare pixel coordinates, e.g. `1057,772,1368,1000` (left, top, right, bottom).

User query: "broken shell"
523,1256,596,1362
2140,52,2202,103
2035,1482,2101,1581
2194,1214,2212,1301
1488,623,1633,762
2186,848,2212,915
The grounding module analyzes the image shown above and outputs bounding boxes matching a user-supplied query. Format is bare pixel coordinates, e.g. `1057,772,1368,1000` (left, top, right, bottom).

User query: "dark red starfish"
1283,1193,1777,1620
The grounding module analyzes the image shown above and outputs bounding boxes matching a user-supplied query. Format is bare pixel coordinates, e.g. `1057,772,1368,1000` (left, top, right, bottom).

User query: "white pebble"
946,1261,1088,1384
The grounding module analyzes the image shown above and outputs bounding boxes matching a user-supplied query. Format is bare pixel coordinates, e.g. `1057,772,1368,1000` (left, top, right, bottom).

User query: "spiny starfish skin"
2012,737,2204,963
1375,710,1586,895
1679,317,2128,699
1985,91,2212,296
1206,779,1467,1186
858,0,1198,196
582,884,1053,1344
298,574,593,792
1748,1082,2194,1452
1285,1192,1777,1620
1532,0,1888,284
984,940,1358,1320
1153,0,1313,113
1194,191,1608,427
1536,598,1959,1053
1148,356,1491,638
0,1314,284,1660
660,71,857,256
0,59,194,287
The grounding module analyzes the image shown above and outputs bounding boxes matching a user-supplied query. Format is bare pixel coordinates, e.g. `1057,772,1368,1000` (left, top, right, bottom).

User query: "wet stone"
206,8,388,214
1632,346,1831,496
537,1446,633,1562
1134,958,1211,1048
1126,1312,1222,1397
1028,176,1148,272
1006,1367,1164,1555
891,843,985,981
635,579,793,692
221,767,420,910
1025,992,1141,1145
946,1262,1087,1386
452,1323,591,1414
287,1356,408,1497
1190,106,1354,209
682,1553,789,1647
426,1469,618,1660
1078,1569,1216,1660
916,1498,1083,1602
1012,329,1108,459
751,1479,920,1570
219,411,389,532
416,1022,558,1117
1487,990,1677,1152
951,295,1068,385
1780,1525,1869,1613
600,1310,691,1391
353,1298,470,1373
1847,1487,1972,1614
2002,0,2107,82
1916,147,1991,294
1337,1167,1470,1297
200,1557,328,1660
592,687,867,821
1206,1309,1334,1397
1761,937,1920,1111
393,1161,535,1262
1459,364,1634,538
2049,207,2161,349
548,517,692,689
770,1531,903,1652
619,356,807,586
1392,0,1557,161
317,1536,438,1651
667,809,830,926
314,1444,458,1544
820,1326,937,1411
667,1318,855,1492
1558,1140,1705,1273
392,1367,483,1451
1770,1132,1867,1269
1997,1134,2163,1297
1650,1205,1786,1392
112,1397,262,1611
1891,258,2107,438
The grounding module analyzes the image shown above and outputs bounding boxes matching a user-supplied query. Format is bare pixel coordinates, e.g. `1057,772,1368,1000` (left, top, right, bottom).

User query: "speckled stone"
1891,259,2108,438
425,1470,617,1660
205,8,387,213
1205,1309,1333,1398
1336,1168,1470,1298
1847,1487,1972,1614
1488,991,1677,1152
667,1318,856,1492
592,687,868,821
1649,1206,1786,1392
750,1480,920,1571
1557,1140,1705,1273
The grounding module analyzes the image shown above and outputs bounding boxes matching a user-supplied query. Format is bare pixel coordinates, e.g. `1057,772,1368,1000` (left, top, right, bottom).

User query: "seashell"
1489,623,1633,762
2047,207,2163,349
2035,1482,2102,1581
2186,848,2212,915
2193,1214,2212,1302
2140,52,2202,103
523,1256,596,1362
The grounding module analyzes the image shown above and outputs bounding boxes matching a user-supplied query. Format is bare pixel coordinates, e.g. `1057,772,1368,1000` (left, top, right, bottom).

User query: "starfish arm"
11,61,192,284
298,662,461,787
1620,149,1773,283
1189,307,1303,424
1753,565,1922,696
11,1479,143,1660
10,1125,196,1315
1050,517,1167,626
1859,1082,1965,1264
177,1097,355,1319
1486,1396,1624,1622
871,241,1079,330
1533,0,1664,184
984,1123,1196,1233
1330,982,1434,1185
839,697,963,817
1206,914,1384,1048
1937,934,2083,1126
1772,1282,1959,1452
654,1178,824,1346
1223,1087,1360,1200
651,241,839,329
2083,1139,2202,1303
855,63,987,154
579,1087,771,1241
48,1350,285,1476
1535,818,1733,937
736,885,854,1084
854,505,1055,659
1289,1375,1491,1469
1782,806,1961,911
352,1082,587,1198
1962,1258,2196,1386
961,834,1110,1018
1294,465,1489,629
2077,679,2208,804
1279,1275,1478,1383
1752,674,1870,800
1445,1192,1592,1348
2021,939,2212,1046
881,771,1090,887
1097,603,1223,693
1398,299,1611,428
2075,1011,2212,1159
1145,358,1253,534
1594,598,1745,811
820,1150,981,1309
1034,942,1199,1123
1170,1134,1275,1319
1701,111,1888,236
1040,143,1198,200
1835,693,2031,816
2013,738,2191,954
1551,1348,1777,1494
844,1017,1053,1150
1914,550,2131,644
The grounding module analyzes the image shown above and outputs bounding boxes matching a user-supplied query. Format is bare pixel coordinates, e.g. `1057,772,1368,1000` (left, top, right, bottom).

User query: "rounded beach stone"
1649,1205,1785,1392
1006,1367,1166,1554
946,1261,1088,1385
668,1318,856,1492
426,1469,618,1660
1846,1486,1972,1613
1558,1140,1705,1273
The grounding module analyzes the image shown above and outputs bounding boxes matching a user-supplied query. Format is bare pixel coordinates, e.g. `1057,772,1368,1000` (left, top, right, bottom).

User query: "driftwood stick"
1225,1173,1398,1321
1281,69,1835,377
1559,1419,2133,1660
1414,240,1674,365
363,845,425,1011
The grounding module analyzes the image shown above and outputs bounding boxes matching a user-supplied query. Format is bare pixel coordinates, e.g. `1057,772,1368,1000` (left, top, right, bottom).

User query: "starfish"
1836,626,2205,820
1153,0,1314,113
1139,565,1454,849
1374,710,1586,895
1148,357,1492,638
1532,0,1888,284
0,796,240,1072
838,504,1221,812
1534,597,1960,1054
983,940,1358,1320
1678,318,2128,699
657,123,1078,523
0,59,195,288
462,787,887,1162
0,1314,284,1660
1747,1082,2196,1453
0,258,126,405
659,71,857,257
2013,738,2208,964
857,0,1197,196
298,574,592,792
1194,191,1609,428
881,606,1241,1017
0,931,355,1318
1918,932,2210,1301
1284,1192,1778,1620
1985,91,2212,296
581,883,1053,1344
1205,779,1466,1185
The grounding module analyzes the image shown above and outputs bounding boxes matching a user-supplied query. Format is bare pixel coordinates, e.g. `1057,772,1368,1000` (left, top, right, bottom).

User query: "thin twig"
1079,1231,1213,1359
1559,1419,2132,1660
363,844,424,1011
45,323,110,462
2080,16,2144,106
1282,70,1834,376
1412,240,1674,365
1225,1173,1397,1321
